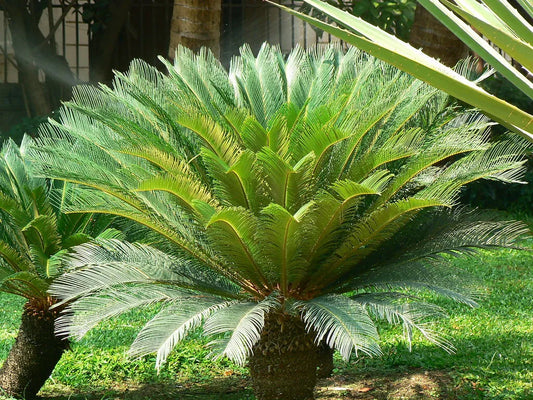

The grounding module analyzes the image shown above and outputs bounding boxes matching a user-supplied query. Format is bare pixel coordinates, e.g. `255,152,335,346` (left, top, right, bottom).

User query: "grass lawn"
1,235,531,399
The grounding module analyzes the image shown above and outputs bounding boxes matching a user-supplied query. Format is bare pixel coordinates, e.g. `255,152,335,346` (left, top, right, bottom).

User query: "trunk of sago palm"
248,312,318,400
0,299,69,399
316,342,334,378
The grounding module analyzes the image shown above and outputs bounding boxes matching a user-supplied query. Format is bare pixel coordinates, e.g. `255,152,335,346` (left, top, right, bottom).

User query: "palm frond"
55,284,189,340
0,271,49,298
353,293,454,352
204,296,280,366
50,239,240,304
206,207,268,291
130,297,231,369
0,240,32,272
297,294,381,360
258,203,313,292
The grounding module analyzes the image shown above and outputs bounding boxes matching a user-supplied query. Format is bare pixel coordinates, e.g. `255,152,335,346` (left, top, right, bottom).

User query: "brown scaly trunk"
316,341,334,378
409,5,469,68
169,0,222,59
248,312,318,400
0,299,69,400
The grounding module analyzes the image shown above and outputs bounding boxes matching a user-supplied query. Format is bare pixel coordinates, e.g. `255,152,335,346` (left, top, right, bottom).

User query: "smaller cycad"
0,137,118,399
31,44,531,400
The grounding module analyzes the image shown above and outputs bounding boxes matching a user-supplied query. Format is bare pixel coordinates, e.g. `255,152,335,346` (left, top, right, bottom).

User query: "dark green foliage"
2,110,59,145
299,0,416,40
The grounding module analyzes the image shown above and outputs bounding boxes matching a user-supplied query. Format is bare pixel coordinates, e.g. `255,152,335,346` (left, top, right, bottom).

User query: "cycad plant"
31,45,530,400
0,137,117,399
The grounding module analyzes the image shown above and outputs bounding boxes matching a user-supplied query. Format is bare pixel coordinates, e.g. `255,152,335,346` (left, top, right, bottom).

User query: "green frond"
285,45,314,107
324,197,450,279
130,298,232,370
258,203,313,292
162,46,232,120
393,209,530,262
22,215,61,258
430,139,528,190
178,111,242,166
0,193,28,225
204,297,280,366
206,207,267,291
353,293,454,352
302,171,392,270
230,44,286,127
45,249,68,278
297,294,381,360
0,240,32,272
225,150,263,211
136,173,215,211
120,145,197,179
55,284,192,340
330,174,389,205
201,148,257,209
56,186,215,267
348,128,425,182
344,259,480,307
50,239,240,304
239,114,268,152
372,116,492,208
0,271,49,298
256,148,316,211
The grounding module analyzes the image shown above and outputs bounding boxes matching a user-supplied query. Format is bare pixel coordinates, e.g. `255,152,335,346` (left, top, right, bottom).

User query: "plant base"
248,312,318,400
0,301,68,399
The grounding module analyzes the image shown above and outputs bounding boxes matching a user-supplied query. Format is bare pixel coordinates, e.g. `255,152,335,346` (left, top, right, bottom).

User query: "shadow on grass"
40,370,456,400
39,377,254,400
318,368,457,399
36,332,531,400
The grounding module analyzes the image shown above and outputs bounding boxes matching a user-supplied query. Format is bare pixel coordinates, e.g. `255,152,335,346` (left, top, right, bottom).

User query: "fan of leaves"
29,44,531,367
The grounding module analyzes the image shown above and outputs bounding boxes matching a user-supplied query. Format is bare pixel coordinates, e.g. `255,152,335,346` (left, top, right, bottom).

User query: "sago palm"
0,137,117,399
30,45,530,400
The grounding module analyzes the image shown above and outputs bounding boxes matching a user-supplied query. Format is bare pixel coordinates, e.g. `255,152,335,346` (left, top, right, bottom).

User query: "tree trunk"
0,301,68,400
248,312,318,400
409,5,469,68
2,0,52,116
316,342,334,378
168,0,222,59
89,0,133,84
1,0,77,115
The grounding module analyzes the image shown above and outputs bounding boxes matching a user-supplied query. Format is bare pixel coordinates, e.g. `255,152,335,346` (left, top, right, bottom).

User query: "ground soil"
35,369,458,400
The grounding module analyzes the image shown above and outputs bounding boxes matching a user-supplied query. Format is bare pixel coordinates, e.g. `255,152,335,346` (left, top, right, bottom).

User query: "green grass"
349,242,533,399
0,235,532,399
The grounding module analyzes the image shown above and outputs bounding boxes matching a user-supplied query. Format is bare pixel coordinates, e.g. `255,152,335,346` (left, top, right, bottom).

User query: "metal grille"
221,0,337,63
112,0,173,74
0,1,90,83
0,1,334,84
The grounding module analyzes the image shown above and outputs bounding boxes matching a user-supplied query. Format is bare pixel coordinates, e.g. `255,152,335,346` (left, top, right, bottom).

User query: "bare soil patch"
38,369,457,399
